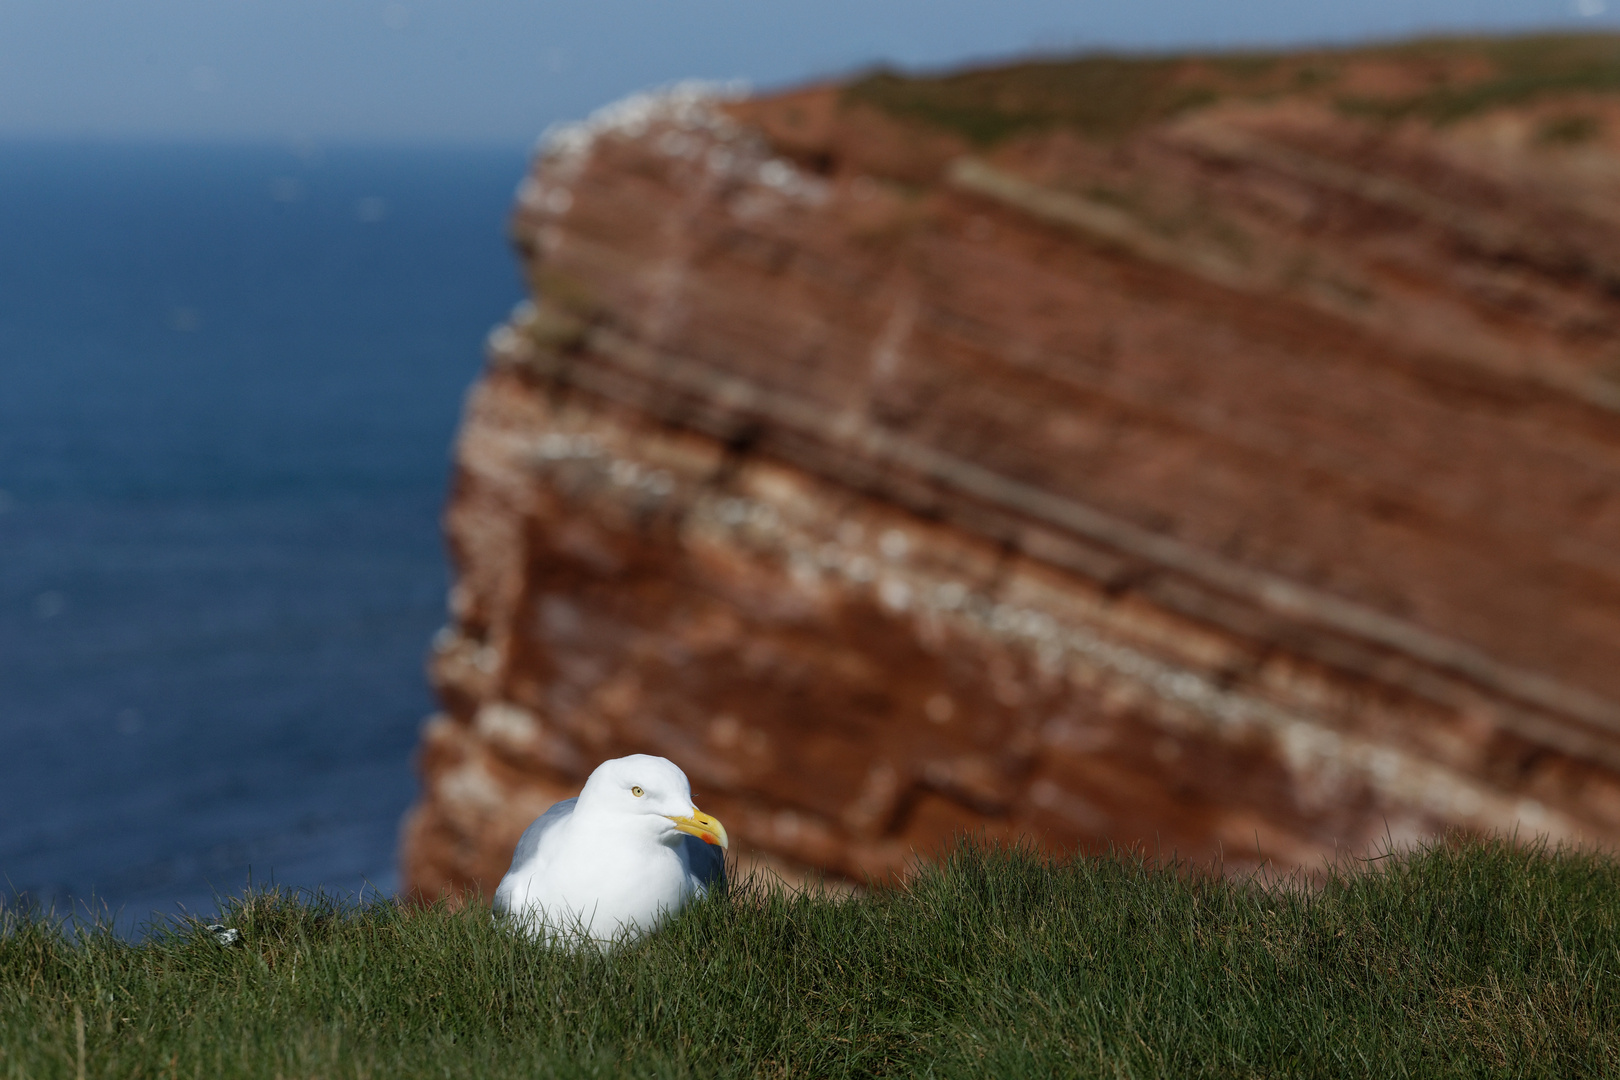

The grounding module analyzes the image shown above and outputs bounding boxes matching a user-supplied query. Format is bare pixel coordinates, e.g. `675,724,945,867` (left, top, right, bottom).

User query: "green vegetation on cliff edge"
2,838,1617,1078
844,33,1620,144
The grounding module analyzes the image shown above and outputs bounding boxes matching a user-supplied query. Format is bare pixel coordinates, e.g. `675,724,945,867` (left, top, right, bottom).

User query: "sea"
0,140,529,935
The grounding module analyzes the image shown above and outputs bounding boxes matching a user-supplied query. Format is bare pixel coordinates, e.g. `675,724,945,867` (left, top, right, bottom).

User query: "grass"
844,55,1226,145
2,837,1618,1078
1344,35,1620,124
842,33,1620,146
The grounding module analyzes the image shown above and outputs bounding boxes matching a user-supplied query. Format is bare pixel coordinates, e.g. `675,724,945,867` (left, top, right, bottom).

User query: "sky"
0,0,1617,146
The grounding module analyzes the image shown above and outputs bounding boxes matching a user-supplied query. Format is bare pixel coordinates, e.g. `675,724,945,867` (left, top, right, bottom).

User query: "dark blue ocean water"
0,141,527,933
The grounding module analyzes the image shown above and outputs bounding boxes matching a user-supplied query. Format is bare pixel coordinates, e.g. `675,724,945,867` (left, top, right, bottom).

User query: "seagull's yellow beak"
668,808,729,849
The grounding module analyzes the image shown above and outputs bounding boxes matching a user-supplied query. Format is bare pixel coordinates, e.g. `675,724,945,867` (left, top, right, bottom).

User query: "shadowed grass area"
2,838,1617,1077
1347,34,1620,123
844,55,1223,145
843,33,1620,145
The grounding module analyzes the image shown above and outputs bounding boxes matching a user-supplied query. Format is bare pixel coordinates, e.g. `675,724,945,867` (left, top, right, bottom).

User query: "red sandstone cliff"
402,36,1620,897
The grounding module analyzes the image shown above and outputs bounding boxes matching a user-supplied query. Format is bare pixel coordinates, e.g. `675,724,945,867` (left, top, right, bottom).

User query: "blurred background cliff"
3,2,1618,930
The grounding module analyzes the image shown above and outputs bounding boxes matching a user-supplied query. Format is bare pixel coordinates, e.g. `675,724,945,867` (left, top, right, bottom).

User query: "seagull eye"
631,786,645,797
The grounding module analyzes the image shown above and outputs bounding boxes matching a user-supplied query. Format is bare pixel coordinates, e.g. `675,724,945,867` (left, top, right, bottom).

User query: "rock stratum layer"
403,36,1620,896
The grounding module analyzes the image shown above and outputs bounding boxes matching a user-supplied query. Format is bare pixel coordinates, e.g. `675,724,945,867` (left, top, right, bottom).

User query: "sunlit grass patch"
2,837,1617,1078
842,33,1620,145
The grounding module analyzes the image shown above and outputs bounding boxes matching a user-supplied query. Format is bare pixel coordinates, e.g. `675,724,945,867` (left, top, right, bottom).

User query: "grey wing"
680,834,727,893
505,797,576,876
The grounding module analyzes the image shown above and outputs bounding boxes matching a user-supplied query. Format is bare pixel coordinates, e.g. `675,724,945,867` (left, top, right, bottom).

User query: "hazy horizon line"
3,22,1615,150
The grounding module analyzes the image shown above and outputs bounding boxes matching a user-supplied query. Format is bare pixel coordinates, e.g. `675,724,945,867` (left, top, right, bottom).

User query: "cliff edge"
403,36,1620,896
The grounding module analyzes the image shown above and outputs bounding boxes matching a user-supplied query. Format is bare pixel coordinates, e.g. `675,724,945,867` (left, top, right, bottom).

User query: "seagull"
493,754,728,944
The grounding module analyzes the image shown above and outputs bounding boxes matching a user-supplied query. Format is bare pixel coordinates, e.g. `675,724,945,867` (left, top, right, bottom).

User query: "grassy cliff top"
843,34,1620,144
3,838,1617,1078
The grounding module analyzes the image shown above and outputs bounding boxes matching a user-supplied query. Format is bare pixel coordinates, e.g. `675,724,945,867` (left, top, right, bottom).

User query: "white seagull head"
575,753,729,851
